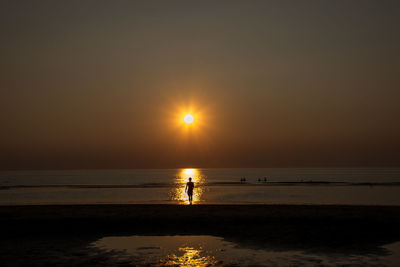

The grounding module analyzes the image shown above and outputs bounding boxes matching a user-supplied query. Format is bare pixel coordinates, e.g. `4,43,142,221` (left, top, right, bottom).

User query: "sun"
184,114,194,124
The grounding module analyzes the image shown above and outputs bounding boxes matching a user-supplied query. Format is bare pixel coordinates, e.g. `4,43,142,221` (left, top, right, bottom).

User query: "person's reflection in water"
185,177,195,205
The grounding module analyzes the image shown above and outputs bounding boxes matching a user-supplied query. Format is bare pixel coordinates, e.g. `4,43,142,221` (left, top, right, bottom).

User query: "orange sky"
1,1,399,169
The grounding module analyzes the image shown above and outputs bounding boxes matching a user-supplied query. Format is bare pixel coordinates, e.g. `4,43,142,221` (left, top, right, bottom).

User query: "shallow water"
1,184,400,206
1,168,400,205
92,235,400,266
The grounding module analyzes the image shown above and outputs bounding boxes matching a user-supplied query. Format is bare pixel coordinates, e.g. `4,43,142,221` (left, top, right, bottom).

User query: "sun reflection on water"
170,168,205,204
162,246,219,266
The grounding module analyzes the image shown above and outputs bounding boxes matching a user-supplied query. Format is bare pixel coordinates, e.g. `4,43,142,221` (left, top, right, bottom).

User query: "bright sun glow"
184,114,194,124
167,99,210,134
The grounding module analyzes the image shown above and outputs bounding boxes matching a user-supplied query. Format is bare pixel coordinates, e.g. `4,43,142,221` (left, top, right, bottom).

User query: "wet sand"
1,204,400,266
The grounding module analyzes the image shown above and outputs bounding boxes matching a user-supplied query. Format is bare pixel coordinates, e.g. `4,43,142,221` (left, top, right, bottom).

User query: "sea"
1,168,400,205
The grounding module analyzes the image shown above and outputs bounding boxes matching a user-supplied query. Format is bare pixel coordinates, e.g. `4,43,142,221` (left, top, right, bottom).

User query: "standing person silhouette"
185,177,195,204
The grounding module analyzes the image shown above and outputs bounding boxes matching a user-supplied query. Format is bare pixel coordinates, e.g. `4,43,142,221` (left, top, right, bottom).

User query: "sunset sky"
1,0,399,169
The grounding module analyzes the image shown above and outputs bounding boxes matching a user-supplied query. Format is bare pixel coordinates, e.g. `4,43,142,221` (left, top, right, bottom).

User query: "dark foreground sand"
1,204,400,266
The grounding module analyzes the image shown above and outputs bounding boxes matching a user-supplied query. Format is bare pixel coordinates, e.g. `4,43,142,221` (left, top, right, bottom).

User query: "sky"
1,0,400,170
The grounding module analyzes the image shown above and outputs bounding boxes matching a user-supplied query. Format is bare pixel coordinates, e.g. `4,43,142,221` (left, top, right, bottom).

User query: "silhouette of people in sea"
240,177,247,183
185,177,194,204
264,177,267,183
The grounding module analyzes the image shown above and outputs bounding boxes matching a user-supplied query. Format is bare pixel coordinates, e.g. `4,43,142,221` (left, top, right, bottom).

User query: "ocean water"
1,168,400,205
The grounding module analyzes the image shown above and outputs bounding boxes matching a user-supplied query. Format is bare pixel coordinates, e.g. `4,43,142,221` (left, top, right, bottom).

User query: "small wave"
2,181,400,190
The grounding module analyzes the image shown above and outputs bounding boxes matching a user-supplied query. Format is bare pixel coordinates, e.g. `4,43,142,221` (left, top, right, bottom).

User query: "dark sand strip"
2,204,400,220
1,204,400,250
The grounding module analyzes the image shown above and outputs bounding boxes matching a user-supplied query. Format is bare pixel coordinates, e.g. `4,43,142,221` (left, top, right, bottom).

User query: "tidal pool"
91,235,400,266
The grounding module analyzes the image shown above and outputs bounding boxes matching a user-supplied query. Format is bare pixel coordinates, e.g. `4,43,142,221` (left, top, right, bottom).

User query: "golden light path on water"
162,246,218,266
93,236,222,267
170,168,205,204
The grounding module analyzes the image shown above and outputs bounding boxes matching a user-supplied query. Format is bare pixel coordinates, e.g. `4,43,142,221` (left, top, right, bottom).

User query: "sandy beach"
1,204,400,266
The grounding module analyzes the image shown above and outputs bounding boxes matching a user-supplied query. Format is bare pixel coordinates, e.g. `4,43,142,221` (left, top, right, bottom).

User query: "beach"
2,169,400,265
2,204,400,266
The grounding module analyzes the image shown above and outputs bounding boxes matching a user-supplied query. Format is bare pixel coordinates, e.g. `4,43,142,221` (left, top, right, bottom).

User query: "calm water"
1,168,400,205
92,235,400,266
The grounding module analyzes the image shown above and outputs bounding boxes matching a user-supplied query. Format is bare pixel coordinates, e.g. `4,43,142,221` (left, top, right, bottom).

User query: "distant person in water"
185,177,194,204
